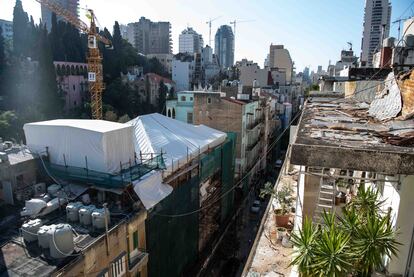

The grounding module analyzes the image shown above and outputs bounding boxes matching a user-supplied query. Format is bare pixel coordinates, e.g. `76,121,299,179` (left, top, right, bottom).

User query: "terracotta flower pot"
275,214,290,228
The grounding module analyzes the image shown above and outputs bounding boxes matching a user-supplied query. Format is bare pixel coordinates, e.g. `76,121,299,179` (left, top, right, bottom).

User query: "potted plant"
335,179,348,204
276,227,286,241
260,182,294,228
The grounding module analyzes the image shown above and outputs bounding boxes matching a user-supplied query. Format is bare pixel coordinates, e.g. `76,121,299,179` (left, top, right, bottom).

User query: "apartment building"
124,17,172,55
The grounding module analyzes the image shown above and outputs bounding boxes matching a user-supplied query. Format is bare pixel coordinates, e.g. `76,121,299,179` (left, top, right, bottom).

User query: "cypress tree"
37,26,62,117
158,80,167,114
12,0,29,57
0,27,4,76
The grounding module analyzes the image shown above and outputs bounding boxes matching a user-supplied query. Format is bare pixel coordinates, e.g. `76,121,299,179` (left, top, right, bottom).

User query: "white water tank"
92,208,110,230
37,224,56,248
49,224,74,259
79,205,96,226
66,202,83,222
22,219,43,242
47,184,61,197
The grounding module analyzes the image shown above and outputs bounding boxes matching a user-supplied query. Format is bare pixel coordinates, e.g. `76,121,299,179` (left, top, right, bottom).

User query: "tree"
12,0,29,57
36,26,62,117
158,81,167,114
0,26,4,76
0,111,18,140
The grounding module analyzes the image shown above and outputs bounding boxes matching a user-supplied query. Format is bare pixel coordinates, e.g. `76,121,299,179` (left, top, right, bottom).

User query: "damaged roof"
291,94,414,174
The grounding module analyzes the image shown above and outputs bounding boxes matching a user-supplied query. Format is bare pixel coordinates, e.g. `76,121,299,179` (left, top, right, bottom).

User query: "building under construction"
0,113,236,277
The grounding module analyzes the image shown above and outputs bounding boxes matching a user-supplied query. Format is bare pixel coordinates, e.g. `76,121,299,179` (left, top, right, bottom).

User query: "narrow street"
200,169,280,277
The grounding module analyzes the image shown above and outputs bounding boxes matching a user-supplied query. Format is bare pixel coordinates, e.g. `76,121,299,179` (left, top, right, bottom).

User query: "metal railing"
39,153,165,189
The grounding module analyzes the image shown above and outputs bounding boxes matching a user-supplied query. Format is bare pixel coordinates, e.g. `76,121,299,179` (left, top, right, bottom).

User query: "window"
167,109,171,117
172,108,176,119
111,254,126,277
207,97,212,104
187,112,193,124
190,97,193,101
181,96,186,101
133,231,139,250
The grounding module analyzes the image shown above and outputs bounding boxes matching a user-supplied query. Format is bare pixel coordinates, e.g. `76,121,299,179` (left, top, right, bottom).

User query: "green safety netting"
146,133,236,277
40,154,165,189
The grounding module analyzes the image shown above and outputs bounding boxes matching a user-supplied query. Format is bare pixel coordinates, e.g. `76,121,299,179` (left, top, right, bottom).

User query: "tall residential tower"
268,44,293,84
179,27,203,54
360,0,391,67
214,25,234,69
124,17,172,55
41,0,79,32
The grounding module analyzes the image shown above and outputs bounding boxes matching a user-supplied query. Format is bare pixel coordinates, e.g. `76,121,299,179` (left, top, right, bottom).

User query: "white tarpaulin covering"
133,171,173,210
24,119,135,173
127,113,227,175
127,113,226,209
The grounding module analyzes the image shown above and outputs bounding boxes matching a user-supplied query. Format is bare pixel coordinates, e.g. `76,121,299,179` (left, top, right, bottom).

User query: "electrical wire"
152,68,410,218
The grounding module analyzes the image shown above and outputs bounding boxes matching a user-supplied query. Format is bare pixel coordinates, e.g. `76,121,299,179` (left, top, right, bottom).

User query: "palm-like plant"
348,185,385,218
353,214,401,276
290,217,318,275
312,225,354,277
290,185,400,277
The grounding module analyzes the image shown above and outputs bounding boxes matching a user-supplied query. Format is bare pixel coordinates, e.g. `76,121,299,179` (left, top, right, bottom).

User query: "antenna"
347,41,353,51
206,16,221,46
392,17,410,41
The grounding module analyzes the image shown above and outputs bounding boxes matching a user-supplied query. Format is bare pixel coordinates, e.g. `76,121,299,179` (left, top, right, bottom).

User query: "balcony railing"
129,250,149,272
39,153,165,189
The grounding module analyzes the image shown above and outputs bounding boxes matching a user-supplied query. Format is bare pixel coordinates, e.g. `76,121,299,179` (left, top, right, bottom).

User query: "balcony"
128,250,149,272
246,124,260,150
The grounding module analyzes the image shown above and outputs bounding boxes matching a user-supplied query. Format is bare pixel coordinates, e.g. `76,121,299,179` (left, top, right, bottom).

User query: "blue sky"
0,0,412,72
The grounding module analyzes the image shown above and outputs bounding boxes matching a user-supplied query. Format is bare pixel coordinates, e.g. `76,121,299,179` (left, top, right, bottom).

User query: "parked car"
250,200,261,213
275,159,283,168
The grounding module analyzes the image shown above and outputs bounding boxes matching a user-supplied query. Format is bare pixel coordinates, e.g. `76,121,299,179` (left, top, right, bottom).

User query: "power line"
152,70,406,218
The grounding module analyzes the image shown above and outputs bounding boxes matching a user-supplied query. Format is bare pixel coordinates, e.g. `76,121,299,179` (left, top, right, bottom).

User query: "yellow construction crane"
35,0,112,119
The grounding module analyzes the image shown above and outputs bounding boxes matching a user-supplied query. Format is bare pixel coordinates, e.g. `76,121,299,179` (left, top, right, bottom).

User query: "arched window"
56,64,61,76
172,108,176,119
75,65,80,75
70,65,75,75
167,109,171,118
66,65,70,76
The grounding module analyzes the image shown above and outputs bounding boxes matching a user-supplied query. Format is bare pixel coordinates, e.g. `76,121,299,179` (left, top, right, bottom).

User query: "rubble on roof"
368,72,402,121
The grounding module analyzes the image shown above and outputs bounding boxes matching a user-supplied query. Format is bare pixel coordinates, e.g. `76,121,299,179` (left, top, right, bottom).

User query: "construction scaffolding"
39,153,165,189
146,133,236,277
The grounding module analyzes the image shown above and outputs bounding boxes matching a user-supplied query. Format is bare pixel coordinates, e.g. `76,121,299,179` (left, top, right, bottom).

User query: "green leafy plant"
260,181,294,215
290,185,400,277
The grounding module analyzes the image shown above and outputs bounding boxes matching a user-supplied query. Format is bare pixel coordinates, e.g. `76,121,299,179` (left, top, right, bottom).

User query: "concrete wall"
56,211,148,277
193,94,243,163
302,173,320,220
239,65,268,87
0,158,38,204
388,175,414,275
172,60,192,91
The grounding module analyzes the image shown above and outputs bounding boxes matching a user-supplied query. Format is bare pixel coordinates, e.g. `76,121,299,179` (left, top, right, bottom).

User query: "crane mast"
35,0,111,120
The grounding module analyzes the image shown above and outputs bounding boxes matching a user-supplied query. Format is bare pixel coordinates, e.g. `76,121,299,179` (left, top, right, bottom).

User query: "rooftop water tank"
79,205,96,226
47,184,61,197
91,208,110,230
22,219,43,242
66,202,83,222
49,224,74,259
37,224,55,248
